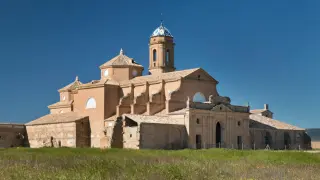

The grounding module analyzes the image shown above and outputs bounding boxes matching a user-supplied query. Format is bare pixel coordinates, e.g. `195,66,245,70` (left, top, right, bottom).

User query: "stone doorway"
284,132,291,149
216,122,221,148
196,134,202,149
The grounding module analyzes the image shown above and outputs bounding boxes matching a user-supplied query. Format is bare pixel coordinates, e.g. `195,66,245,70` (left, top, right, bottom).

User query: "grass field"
0,148,319,180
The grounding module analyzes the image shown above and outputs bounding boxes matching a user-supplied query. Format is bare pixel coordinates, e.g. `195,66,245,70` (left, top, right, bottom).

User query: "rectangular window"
196,134,202,149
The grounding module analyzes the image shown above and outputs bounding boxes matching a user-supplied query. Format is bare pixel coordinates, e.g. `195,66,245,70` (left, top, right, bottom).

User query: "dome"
151,23,173,37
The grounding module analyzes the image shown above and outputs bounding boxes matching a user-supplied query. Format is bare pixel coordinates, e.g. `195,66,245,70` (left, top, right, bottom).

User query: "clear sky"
0,0,319,128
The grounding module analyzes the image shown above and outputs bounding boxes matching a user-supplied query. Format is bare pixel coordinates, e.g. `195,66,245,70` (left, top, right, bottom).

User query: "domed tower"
149,22,176,75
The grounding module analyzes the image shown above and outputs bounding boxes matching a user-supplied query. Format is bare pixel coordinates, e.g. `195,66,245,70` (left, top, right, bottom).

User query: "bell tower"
149,22,176,75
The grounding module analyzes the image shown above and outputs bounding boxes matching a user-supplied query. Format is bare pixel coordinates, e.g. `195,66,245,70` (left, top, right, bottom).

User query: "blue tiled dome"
151,23,173,37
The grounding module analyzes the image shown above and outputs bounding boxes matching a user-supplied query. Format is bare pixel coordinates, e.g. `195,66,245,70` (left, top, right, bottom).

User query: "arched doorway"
264,131,272,148
284,132,291,149
216,122,221,148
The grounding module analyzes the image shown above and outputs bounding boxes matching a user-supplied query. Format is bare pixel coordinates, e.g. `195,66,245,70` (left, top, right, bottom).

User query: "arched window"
166,50,170,65
153,49,157,62
86,98,96,109
193,92,206,103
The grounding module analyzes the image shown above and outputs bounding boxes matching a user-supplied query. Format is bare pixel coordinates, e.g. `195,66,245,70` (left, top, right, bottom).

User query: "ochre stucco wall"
73,87,105,147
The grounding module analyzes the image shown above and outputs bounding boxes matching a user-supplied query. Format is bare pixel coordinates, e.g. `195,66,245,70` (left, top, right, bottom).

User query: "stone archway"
216,122,222,148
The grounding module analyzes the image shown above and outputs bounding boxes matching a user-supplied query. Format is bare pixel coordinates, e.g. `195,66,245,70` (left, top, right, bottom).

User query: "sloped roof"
80,78,119,89
120,68,209,85
100,49,143,69
48,100,73,109
123,114,185,125
250,109,267,114
249,114,304,130
142,108,187,116
58,76,82,92
26,112,88,126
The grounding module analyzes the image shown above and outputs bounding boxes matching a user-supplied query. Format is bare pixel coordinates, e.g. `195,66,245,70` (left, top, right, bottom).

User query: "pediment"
184,68,218,83
211,104,233,112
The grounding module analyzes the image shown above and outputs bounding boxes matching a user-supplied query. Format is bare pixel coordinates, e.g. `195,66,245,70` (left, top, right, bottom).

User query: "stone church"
0,23,311,150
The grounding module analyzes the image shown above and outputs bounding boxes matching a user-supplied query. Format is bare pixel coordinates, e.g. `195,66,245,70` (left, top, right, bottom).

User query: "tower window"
153,49,157,62
166,50,170,65
196,118,200,124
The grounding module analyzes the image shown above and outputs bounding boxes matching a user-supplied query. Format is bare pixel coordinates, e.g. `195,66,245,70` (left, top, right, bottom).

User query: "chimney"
264,104,269,110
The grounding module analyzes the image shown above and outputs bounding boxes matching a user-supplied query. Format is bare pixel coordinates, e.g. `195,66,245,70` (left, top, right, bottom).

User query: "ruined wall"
0,124,26,148
123,126,139,149
139,123,187,149
75,118,90,147
26,122,77,148
249,128,306,150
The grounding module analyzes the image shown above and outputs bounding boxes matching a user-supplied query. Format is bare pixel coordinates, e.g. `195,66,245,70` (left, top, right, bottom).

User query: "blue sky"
0,0,319,128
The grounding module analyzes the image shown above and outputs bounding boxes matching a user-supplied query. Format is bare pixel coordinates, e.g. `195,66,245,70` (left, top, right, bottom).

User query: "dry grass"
0,148,319,180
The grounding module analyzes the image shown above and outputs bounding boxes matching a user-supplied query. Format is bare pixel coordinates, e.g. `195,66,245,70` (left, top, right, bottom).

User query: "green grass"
0,148,319,180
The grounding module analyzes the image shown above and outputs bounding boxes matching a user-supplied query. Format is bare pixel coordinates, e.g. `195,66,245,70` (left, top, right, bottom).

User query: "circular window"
104,69,109,77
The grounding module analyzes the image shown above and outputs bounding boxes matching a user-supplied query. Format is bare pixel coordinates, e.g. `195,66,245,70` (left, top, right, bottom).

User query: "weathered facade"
0,22,312,149
25,112,90,148
0,124,26,148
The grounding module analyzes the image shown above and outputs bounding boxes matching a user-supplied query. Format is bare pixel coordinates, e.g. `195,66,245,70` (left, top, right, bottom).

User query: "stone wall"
187,109,250,149
249,128,306,150
0,124,26,148
75,118,90,147
139,123,187,149
311,141,320,149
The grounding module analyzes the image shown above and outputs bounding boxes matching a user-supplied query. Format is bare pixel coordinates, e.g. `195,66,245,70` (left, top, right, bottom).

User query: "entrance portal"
216,122,221,148
284,132,291,149
196,134,202,149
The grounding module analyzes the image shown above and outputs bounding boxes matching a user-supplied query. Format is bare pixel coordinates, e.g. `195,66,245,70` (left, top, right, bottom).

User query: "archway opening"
193,92,206,103
264,131,272,148
153,49,157,62
216,122,221,148
284,132,291,149
86,98,96,109
166,49,170,65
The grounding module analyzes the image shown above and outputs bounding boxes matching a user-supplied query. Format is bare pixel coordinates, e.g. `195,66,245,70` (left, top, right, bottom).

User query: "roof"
80,78,119,89
142,108,188,116
0,123,25,126
123,114,185,125
48,100,73,109
26,112,88,126
58,76,82,92
249,114,304,130
120,68,207,85
104,114,119,122
250,109,267,114
151,23,173,37
99,49,143,69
